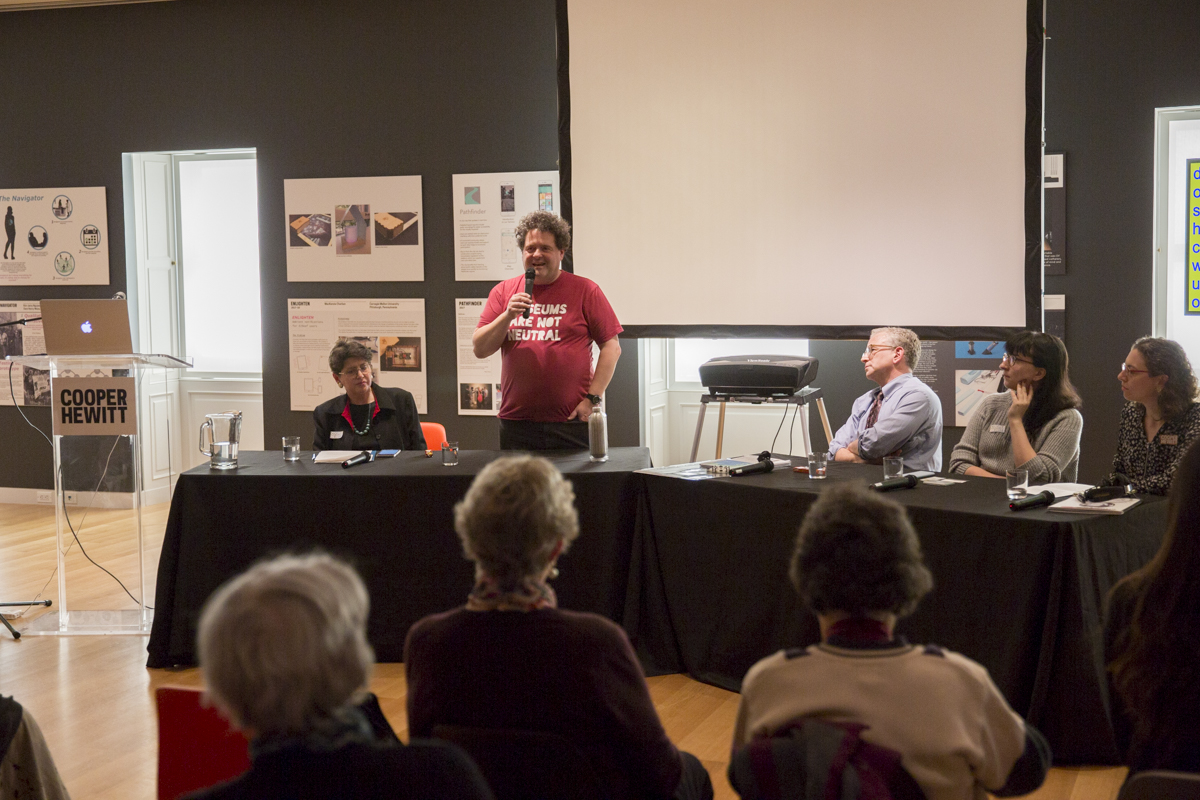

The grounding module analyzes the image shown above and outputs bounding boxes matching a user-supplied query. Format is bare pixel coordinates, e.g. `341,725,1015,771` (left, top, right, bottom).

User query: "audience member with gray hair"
191,552,492,800
732,484,1049,800
405,455,713,800
827,326,943,472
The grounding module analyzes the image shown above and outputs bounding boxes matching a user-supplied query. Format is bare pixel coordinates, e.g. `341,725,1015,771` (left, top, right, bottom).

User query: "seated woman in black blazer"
313,340,426,452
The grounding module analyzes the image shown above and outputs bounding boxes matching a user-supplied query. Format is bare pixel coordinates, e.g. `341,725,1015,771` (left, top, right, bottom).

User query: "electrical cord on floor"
6,364,152,615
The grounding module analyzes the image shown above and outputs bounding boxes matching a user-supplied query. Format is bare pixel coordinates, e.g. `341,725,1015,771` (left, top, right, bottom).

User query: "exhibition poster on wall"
455,298,501,416
452,171,559,281
1044,154,1065,276
0,301,49,406
0,187,109,285
908,340,1013,429
284,176,424,282
288,299,427,413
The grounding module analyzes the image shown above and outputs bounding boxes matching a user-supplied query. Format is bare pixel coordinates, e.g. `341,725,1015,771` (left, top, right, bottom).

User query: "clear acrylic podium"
6,353,190,635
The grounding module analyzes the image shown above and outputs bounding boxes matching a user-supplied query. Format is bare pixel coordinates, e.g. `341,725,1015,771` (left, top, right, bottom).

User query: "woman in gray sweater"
950,332,1083,482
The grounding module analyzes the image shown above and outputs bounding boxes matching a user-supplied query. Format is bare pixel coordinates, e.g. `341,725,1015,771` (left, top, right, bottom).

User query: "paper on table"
313,450,363,464
1049,496,1142,515
1032,482,1092,498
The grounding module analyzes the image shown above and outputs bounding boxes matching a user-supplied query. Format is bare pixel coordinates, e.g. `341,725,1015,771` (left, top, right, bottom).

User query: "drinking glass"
1006,468,1029,500
282,436,301,462
807,452,828,479
883,456,904,480
441,441,460,467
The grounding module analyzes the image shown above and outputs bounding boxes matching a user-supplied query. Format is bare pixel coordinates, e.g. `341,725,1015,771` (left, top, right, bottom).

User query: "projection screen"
563,0,1039,338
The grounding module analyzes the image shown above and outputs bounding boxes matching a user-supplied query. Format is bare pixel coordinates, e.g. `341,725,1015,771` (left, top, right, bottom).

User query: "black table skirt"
147,447,650,669
620,461,1168,765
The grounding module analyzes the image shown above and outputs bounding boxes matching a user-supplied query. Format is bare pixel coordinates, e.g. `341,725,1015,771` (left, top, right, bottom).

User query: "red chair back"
422,421,448,450
155,686,251,800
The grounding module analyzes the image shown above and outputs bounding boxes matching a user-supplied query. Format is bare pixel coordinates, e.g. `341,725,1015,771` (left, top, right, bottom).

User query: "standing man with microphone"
473,211,623,450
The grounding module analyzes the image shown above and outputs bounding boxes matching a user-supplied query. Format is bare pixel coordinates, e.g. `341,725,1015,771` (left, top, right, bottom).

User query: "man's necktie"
865,391,883,429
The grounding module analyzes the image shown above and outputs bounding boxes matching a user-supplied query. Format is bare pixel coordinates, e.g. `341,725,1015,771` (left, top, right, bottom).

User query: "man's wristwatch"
585,393,602,405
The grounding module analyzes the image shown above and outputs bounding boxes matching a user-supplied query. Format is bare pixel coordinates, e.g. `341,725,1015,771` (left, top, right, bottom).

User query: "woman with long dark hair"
949,331,1083,482
1107,336,1200,494
1105,439,1200,773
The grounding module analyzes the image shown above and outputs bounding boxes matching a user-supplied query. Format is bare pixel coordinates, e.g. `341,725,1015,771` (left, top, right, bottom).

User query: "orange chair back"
155,686,251,800
422,421,448,450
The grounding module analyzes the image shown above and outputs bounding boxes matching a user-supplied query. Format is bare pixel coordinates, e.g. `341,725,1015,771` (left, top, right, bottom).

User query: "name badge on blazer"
331,431,344,439
1161,434,1179,445
988,424,1007,433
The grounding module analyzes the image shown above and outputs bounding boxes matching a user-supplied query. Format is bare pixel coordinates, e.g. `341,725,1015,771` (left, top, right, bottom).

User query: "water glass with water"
883,456,904,480
1006,468,1029,500
807,452,828,479
282,436,301,462
441,441,460,467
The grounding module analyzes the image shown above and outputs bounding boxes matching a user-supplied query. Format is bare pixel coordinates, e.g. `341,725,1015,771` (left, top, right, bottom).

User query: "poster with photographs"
0,187,109,285
452,171,559,281
284,176,424,282
455,298,501,416
910,340,1011,428
0,300,50,406
287,298,427,413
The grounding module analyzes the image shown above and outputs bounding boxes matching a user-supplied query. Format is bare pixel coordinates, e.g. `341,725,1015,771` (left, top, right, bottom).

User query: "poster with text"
455,298,501,415
0,187,109,285
0,301,50,406
1044,154,1065,276
909,340,1009,429
288,298,427,413
452,171,559,281
285,176,424,282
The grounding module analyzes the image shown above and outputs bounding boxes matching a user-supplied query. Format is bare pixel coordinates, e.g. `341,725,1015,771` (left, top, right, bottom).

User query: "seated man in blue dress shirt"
827,327,943,472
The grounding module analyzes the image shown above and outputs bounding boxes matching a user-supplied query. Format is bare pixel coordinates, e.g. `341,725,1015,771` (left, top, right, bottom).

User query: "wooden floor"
0,502,1126,800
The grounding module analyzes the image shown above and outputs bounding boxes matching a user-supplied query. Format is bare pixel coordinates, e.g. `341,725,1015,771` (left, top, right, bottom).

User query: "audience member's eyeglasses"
1000,353,1035,366
339,364,373,377
1120,363,1150,376
863,345,897,357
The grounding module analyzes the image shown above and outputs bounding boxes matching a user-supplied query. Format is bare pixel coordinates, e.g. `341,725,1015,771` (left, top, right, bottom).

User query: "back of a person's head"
789,484,932,618
454,455,579,587
1111,440,1200,766
197,552,374,737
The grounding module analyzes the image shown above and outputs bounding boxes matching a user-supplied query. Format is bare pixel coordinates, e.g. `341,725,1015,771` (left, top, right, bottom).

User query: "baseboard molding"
0,485,173,508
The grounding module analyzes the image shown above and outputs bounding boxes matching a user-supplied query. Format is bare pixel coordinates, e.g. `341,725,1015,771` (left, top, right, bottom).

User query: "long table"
621,462,1169,765
146,447,651,669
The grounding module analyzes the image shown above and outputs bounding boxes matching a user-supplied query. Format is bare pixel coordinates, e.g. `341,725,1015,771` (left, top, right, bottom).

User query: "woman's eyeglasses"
1120,363,1150,376
1000,353,1035,366
339,364,373,377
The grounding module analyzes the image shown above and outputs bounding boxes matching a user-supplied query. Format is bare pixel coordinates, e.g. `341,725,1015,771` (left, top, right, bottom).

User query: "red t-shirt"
478,271,622,421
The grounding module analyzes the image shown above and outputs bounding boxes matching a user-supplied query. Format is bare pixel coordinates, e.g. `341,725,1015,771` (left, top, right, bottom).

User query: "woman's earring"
549,565,560,580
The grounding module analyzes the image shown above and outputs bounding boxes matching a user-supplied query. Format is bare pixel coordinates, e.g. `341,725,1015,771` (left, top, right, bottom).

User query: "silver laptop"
40,299,134,356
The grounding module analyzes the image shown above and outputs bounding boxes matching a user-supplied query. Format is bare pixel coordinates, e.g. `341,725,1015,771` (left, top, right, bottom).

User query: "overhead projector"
698,355,818,398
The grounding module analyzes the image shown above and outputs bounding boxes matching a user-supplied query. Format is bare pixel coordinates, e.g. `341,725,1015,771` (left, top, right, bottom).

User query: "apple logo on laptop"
81,321,93,334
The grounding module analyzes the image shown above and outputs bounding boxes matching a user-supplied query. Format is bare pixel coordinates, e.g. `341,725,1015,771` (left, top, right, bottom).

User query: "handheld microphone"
1009,490,1056,511
342,450,375,469
870,474,919,492
1081,484,1134,502
729,459,775,477
522,269,535,319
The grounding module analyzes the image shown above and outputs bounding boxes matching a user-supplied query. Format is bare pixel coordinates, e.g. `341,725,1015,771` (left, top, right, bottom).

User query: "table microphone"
522,269,535,319
870,474,919,492
342,450,376,469
729,459,774,477
1009,490,1056,511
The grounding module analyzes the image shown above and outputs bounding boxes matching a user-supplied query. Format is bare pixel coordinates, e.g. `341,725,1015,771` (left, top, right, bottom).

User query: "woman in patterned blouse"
1107,337,1200,494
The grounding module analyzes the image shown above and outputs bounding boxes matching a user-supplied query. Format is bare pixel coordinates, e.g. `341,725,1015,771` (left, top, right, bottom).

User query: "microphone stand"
0,317,41,327
0,600,52,640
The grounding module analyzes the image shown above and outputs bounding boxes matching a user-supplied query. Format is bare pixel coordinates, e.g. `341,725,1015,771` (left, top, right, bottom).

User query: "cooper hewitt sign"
51,377,137,436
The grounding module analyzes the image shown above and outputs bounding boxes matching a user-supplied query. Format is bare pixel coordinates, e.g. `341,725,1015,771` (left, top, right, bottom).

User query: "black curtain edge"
555,0,1045,339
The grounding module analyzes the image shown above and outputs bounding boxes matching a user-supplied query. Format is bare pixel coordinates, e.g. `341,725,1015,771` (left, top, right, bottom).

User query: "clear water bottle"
588,403,609,462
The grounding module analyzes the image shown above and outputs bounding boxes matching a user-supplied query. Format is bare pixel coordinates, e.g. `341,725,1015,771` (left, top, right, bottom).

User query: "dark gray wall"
0,0,587,490
0,0,1190,489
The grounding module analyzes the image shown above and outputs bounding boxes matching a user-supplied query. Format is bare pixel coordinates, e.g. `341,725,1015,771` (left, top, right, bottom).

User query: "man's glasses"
862,345,898,358
339,364,373,377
